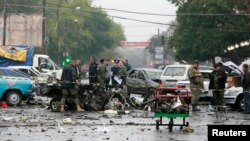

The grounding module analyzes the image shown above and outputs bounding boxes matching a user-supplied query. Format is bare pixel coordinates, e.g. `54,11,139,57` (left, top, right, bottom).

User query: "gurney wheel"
168,118,174,132
156,120,160,130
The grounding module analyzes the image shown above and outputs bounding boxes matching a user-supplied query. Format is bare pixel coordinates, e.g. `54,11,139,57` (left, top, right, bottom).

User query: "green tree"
167,0,250,64
0,0,125,65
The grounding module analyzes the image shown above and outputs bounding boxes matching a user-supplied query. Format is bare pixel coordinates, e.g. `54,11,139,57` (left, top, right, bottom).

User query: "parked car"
157,65,167,70
126,68,162,98
7,66,51,84
0,67,34,106
160,64,213,87
176,69,213,102
177,61,245,111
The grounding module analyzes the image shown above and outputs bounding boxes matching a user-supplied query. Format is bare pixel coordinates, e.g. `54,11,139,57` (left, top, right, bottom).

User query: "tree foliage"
0,0,125,65
167,0,250,64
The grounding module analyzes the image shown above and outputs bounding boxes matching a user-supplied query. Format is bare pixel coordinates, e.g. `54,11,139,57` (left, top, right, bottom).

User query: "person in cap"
209,63,227,107
124,59,132,71
89,56,98,84
97,58,106,92
104,58,111,91
187,60,203,111
111,59,120,85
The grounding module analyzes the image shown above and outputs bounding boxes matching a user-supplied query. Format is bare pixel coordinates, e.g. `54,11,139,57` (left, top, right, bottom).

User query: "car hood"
147,79,160,88
219,61,243,76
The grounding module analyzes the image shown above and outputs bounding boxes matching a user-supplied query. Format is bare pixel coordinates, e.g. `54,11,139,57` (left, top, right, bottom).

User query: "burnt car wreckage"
35,80,181,113
38,83,144,112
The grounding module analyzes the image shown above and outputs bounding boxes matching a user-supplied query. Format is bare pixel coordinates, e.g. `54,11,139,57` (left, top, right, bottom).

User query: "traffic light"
62,56,71,66
161,36,165,45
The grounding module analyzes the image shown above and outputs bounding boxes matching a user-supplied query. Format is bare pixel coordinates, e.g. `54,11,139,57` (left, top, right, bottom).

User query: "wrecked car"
126,68,162,100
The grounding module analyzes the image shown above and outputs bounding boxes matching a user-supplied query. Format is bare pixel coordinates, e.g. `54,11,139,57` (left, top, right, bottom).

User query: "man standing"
97,58,106,92
111,59,120,86
118,60,128,86
75,59,82,82
104,58,111,91
209,63,227,106
124,59,132,71
60,60,84,112
187,60,203,111
118,60,128,98
89,56,98,84
242,64,250,114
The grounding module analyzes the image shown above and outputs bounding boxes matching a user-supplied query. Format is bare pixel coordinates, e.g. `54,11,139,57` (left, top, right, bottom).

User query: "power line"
6,3,250,33
87,2,250,17
8,3,176,26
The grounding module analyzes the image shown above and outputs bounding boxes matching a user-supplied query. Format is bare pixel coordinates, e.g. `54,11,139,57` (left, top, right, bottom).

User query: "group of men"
88,56,132,91
188,60,250,114
59,56,132,113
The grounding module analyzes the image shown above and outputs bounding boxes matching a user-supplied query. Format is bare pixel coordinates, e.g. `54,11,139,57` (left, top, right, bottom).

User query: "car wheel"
235,95,244,111
50,97,61,112
6,90,22,106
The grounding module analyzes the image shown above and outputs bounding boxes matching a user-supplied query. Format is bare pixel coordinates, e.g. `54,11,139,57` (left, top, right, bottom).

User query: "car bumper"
24,85,37,99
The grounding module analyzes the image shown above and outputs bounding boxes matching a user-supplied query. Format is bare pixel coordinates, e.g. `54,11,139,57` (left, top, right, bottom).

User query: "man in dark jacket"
60,60,84,112
242,64,250,113
124,59,132,71
209,63,227,106
89,56,98,84
111,59,120,85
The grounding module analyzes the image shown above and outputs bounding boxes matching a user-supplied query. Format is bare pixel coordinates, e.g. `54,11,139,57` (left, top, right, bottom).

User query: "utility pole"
42,0,47,54
56,3,60,66
2,0,7,46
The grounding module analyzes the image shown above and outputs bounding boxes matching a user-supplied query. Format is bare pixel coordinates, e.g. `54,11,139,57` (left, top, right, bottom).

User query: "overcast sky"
93,0,177,42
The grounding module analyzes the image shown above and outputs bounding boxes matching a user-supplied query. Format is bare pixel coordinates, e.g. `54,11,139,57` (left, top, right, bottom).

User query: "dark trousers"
89,76,97,84
211,89,225,106
243,90,250,113
104,78,110,92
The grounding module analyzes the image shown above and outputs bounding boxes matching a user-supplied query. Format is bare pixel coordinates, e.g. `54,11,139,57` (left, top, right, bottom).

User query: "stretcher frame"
154,87,190,131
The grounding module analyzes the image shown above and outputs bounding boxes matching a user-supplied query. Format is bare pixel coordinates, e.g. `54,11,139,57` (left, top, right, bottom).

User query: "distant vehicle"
127,68,162,98
0,67,34,106
160,64,213,87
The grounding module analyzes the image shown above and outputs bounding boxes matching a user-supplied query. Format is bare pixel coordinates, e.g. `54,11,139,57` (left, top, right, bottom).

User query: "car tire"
6,90,22,106
50,97,61,112
235,95,244,111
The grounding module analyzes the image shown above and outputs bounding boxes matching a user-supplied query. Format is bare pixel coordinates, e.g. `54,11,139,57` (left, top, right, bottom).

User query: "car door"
126,70,137,93
0,70,8,98
136,70,148,94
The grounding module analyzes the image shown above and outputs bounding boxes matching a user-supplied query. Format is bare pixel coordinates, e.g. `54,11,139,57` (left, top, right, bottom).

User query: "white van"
160,64,213,87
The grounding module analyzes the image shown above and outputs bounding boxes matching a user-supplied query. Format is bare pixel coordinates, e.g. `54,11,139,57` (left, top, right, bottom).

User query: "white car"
160,64,213,87
7,66,51,84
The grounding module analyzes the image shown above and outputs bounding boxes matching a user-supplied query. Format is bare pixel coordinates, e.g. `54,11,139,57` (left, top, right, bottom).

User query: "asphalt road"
1,104,250,141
